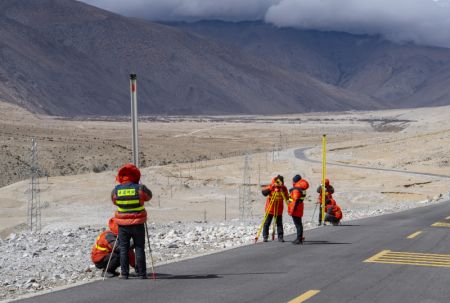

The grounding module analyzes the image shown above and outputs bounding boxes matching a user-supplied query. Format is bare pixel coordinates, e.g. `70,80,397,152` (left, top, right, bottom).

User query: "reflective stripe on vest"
95,244,109,252
95,235,109,252
116,199,140,205
117,205,145,212
300,190,306,201
114,183,143,213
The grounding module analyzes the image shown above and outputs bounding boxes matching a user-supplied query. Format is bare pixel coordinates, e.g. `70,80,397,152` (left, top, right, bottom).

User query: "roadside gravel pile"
1,193,447,301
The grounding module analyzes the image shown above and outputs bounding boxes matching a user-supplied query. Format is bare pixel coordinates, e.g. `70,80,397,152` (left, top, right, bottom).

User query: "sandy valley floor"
1,101,450,237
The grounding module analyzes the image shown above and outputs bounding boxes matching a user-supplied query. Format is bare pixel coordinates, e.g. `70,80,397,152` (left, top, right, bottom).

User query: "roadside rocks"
0,219,288,300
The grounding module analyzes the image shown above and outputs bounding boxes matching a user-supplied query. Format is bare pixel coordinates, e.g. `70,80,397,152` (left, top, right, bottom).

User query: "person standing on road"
91,218,136,278
261,175,289,242
111,164,152,279
288,174,309,245
316,179,335,225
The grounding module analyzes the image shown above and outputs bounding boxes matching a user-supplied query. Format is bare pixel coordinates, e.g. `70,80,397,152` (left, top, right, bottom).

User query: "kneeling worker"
325,202,343,226
91,218,136,278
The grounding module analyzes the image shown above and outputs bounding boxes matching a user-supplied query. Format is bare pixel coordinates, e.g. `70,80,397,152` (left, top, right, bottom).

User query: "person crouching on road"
316,179,335,226
91,218,136,278
111,163,152,279
261,175,289,242
325,201,343,226
288,175,309,245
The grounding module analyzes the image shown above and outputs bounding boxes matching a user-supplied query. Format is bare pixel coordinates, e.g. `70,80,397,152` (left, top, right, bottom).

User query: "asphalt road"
16,201,450,303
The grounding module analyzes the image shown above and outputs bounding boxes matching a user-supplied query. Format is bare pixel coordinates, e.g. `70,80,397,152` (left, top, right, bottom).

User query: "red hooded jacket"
263,178,288,216
326,204,343,220
91,231,136,267
288,179,309,217
111,164,152,226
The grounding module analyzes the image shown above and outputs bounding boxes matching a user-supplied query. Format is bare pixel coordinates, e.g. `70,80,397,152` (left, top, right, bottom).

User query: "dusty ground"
1,101,450,237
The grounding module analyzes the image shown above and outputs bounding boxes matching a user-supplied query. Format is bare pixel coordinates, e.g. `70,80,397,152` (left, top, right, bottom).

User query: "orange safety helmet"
108,217,119,235
116,163,141,184
325,178,330,186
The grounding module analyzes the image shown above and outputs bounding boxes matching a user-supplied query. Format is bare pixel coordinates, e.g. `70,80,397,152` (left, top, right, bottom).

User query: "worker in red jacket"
91,218,136,278
316,178,335,225
288,174,309,245
261,175,289,242
111,164,152,279
325,202,343,226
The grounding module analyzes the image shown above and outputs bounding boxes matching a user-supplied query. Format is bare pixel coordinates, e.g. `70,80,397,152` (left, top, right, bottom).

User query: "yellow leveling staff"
321,134,327,223
255,191,280,243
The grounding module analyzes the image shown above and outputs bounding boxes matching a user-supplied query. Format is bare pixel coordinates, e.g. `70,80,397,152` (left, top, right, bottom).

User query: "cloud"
81,0,450,48
265,0,450,48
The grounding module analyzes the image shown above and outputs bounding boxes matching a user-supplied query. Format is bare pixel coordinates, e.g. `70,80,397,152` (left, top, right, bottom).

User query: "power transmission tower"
239,152,253,220
27,138,43,232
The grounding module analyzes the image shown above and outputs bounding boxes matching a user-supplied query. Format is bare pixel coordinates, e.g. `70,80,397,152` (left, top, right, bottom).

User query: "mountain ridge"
1,1,449,116
172,20,450,108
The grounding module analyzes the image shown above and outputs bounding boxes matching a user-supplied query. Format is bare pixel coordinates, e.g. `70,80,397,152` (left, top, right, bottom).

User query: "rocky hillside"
173,20,450,108
0,0,377,116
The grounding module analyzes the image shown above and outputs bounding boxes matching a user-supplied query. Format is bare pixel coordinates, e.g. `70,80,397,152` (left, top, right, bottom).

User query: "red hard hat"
108,218,119,235
325,178,330,186
116,163,141,184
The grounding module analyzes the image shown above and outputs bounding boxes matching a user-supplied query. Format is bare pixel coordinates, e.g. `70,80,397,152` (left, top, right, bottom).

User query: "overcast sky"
81,0,450,48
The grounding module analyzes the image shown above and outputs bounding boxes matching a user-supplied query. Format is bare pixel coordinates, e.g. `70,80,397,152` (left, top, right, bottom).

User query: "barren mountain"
0,0,378,116
174,21,450,108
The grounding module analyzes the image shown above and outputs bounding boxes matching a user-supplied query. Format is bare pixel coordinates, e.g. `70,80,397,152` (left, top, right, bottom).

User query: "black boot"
105,271,119,278
278,237,285,242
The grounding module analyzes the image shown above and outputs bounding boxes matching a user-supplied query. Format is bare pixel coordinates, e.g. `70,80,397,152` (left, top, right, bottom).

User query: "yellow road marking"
407,231,422,239
365,250,450,268
431,222,450,228
364,250,391,263
288,290,320,303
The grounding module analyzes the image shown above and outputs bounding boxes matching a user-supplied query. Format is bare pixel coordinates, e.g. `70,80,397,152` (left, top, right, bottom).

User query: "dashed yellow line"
407,231,422,239
288,290,321,303
431,222,450,228
365,250,450,268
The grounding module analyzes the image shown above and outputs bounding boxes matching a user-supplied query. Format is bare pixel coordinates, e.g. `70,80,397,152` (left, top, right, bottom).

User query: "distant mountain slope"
173,21,450,108
0,0,380,116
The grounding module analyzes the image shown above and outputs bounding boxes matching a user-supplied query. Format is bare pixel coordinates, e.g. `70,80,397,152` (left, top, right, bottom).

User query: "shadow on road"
154,271,285,279
304,240,352,245
338,224,361,226
219,271,285,276
154,273,221,280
